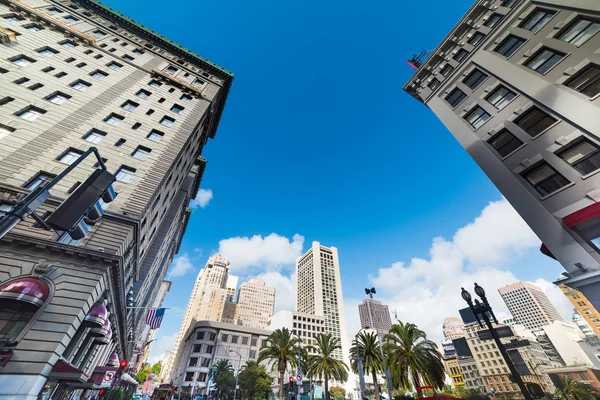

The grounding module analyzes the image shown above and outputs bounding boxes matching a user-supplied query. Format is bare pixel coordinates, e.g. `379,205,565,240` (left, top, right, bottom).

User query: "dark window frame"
446,88,467,108
487,129,524,158
524,47,566,75
514,106,558,137
495,35,526,57
521,161,570,197
556,138,600,175
565,64,600,98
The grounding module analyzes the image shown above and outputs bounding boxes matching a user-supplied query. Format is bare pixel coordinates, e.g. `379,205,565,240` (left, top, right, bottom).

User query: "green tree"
555,376,598,400
152,362,162,375
135,363,152,384
214,359,236,398
306,333,349,400
384,321,445,393
238,360,272,400
330,386,346,399
258,328,300,400
350,331,383,400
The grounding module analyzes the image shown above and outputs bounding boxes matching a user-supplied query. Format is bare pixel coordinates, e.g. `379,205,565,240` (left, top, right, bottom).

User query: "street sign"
299,387,304,394
100,371,115,388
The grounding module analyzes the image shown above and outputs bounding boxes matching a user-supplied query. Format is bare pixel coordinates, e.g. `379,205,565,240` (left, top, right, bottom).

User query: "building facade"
0,0,232,398
358,298,393,335
170,320,271,399
559,283,600,337
268,310,325,355
234,278,275,329
403,0,600,311
458,356,486,393
443,316,467,340
532,320,594,367
444,356,466,388
499,282,563,329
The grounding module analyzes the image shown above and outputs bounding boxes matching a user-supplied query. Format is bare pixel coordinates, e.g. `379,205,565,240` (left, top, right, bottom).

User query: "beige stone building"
358,298,392,335
0,0,233,398
443,316,467,340
234,278,275,329
499,282,563,330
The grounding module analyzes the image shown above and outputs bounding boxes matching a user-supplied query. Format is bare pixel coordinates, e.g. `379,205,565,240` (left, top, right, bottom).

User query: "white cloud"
169,254,194,278
218,233,305,272
253,270,297,312
362,198,564,343
190,188,213,209
147,332,178,365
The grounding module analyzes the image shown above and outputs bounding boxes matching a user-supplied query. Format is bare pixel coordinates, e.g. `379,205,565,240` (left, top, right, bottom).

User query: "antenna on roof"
405,49,433,70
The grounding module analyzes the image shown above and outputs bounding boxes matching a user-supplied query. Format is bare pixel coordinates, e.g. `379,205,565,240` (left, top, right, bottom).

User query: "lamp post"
460,283,532,400
364,288,393,397
229,349,242,400
284,328,305,400
353,330,367,400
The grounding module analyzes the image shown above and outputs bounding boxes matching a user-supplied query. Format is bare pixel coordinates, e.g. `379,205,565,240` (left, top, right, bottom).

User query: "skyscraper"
296,241,350,364
403,0,600,312
499,282,563,330
0,0,232,397
235,278,276,329
443,316,466,340
358,298,393,334
559,283,600,338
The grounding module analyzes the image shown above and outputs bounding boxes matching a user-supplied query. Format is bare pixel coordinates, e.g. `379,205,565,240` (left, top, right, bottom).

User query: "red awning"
540,244,557,260
48,360,89,382
0,277,49,306
563,202,600,228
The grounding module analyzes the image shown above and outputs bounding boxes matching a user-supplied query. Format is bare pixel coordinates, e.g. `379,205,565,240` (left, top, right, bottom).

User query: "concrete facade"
358,298,392,335
268,309,325,355
444,316,467,340
559,283,600,337
499,282,563,329
458,356,487,393
234,278,275,329
531,320,593,366
403,0,600,310
0,0,232,397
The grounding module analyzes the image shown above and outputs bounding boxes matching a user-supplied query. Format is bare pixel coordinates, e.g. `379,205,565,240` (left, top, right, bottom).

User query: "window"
565,64,600,97
0,97,14,106
468,32,485,46
242,336,249,345
520,9,555,33
133,48,144,55
193,344,202,352
121,100,139,112
166,65,178,74
440,64,454,77
522,162,570,196
11,55,35,67
557,138,600,175
107,61,122,70
122,54,134,62
146,109,155,115
70,79,91,91
454,49,469,62
13,77,30,85
136,89,151,99
525,48,565,74
76,62,86,68
47,92,71,105
192,79,205,87
446,88,467,108
558,19,600,47
201,358,210,367
484,13,503,28
42,66,55,73
65,57,76,63
92,30,106,37
188,357,198,367
486,86,516,109
428,78,441,90
90,70,108,79
3,13,23,22
488,129,523,157
25,172,55,190
160,116,175,127
63,15,78,23
132,122,141,130
60,40,77,48
180,94,192,102
495,35,525,57
464,106,491,129
205,345,214,353
196,331,205,341
158,97,165,104
55,72,67,78
37,47,58,56
251,338,258,347
46,7,60,14
185,372,194,382
83,129,106,144
148,80,161,88
169,88,175,93
514,107,557,137
463,69,488,89
132,146,151,160
58,149,84,165
16,106,45,121
28,83,44,91
24,24,42,31
231,335,239,344
249,350,257,359
171,104,185,114
94,54,103,59
104,113,124,125
115,166,136,183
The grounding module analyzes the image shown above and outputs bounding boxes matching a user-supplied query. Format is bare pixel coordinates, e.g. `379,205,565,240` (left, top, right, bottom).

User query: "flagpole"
127,307,172,309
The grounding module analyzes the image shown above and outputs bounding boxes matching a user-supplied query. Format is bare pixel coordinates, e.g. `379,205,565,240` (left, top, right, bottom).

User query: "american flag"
145,308,166,329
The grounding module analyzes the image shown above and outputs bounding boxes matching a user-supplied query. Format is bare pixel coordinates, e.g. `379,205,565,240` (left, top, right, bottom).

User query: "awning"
0,277,49,306
540,244,557,260
83,303,108,328
90,318,110,338
563,202,600,228
93,327,112,345
48,359,89,382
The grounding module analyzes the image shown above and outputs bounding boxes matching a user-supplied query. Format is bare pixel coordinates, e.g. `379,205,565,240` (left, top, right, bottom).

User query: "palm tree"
350,331,383,400
384,321,445,393
213,359,235,397
555,376,598,400
306,333,349,400
258,328,300,400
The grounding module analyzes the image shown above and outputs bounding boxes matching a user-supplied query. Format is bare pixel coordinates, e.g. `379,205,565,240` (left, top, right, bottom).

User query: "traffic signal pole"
0,147,110,240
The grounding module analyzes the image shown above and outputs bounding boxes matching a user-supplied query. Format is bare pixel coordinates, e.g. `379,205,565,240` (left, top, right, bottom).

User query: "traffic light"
98,389,105,396
289,376,295,385
127,330,134,341
127,289,135,308
46,169,117,240
119,359,128,371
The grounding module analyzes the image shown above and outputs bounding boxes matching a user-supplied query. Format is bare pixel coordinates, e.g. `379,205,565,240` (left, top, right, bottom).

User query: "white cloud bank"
147,332,178,365
169,254,194,278
190,188,213,209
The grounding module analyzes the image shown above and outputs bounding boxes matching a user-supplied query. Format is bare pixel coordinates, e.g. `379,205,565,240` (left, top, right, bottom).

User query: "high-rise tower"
443,316,466,340
358,298,393,335
499,282,563,330
235,278,275,329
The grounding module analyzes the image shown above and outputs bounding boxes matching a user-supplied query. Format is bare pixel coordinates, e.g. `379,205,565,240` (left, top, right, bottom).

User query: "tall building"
296,241,350,367
0,0,232,398
559,283,600,337
268,310,325,355
403,0,600,312
573,309,597,339
163,255,236,381
443,316,466,340
358,298,393,334
531,320,593,367
499,282,563,330
234,278,275,329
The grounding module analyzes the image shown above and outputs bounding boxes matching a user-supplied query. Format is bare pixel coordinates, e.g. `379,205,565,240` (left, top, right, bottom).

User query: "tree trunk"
324,373,329,400
279,371,285,400
372,370,381,400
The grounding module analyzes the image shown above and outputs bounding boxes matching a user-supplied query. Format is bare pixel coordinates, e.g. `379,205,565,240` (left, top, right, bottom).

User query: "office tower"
443,316,466,340
559,283,600,337
499,282,563,330
403,0,600,311
296,241,350,366
358,298,393,335
0,0,232,398
268,310,325,355
235,278,276,329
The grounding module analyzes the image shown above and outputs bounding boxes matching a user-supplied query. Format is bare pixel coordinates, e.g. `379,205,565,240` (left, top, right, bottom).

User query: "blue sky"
99,0,574,362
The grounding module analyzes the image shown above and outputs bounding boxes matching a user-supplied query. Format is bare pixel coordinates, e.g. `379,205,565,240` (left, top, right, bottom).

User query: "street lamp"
364,288,393,398
229,349,242,400
352,329,367,400
460,283,532,400
283,328,306,400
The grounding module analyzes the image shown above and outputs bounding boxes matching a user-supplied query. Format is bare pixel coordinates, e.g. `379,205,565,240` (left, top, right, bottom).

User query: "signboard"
100,371,115,388
507,349,531,376
452,337,472,357
478,326,514,341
